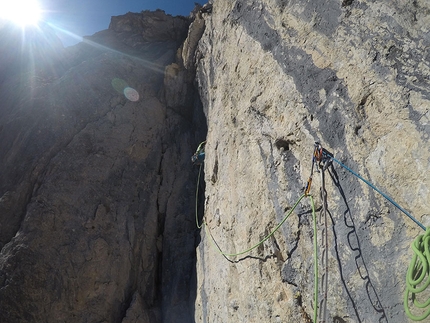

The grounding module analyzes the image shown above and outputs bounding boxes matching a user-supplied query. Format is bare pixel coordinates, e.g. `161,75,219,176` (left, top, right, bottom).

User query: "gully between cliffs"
0,9,207,323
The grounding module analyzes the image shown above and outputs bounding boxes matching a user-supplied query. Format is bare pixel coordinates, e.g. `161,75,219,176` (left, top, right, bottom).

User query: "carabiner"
304,176,313,196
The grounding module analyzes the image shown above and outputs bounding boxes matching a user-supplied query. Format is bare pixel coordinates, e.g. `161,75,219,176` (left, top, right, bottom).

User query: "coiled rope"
194,142,430,322
321,150,430,321
405,229,430,321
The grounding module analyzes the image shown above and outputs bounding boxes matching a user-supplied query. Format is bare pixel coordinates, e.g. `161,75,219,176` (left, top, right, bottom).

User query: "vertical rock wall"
0,11,205,323
195,0,430,322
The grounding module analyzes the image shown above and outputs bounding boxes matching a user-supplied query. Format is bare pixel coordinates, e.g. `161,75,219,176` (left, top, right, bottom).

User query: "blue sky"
40,0,199,46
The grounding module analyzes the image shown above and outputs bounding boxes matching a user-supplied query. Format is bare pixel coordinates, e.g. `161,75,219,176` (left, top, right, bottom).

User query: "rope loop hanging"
192,141,319,322
192,140,430,322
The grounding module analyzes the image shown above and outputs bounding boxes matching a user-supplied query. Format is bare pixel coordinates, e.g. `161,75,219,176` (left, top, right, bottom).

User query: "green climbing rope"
194,141,430,322
404,228,430,321
195,163,204,229
196,189,319,322
310,195,318,323
204,194,307,257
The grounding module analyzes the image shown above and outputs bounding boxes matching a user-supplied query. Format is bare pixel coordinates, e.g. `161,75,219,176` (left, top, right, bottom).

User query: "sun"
0,0,42,26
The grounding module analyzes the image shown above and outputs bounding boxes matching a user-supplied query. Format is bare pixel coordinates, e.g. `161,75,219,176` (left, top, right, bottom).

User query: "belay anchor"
304,142,333,196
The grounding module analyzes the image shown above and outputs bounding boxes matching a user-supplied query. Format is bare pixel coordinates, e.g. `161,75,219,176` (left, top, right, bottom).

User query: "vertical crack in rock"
0,8,208,323
157,6,208,323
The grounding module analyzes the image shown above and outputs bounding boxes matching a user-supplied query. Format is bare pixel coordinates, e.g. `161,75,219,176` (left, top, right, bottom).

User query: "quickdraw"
304,142,332,196
306,142,429,321
192,139,429,322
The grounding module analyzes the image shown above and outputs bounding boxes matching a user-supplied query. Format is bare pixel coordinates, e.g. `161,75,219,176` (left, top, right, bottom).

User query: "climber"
192,141,206,165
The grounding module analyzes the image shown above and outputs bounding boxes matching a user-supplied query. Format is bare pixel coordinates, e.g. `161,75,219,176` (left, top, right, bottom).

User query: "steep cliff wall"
195,0,430,322
0,10,206,323
1,2,429,323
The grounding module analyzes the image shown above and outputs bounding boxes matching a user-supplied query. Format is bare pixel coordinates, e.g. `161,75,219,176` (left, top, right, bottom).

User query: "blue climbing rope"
325,153,426,231
194,141,428,322
318,146,430,321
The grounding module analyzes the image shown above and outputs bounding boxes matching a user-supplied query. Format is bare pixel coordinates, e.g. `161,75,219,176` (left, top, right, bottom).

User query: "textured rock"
0,9,205,323
0,22,65,85
109,10,190,44
2,1,430,322
195,0,430,322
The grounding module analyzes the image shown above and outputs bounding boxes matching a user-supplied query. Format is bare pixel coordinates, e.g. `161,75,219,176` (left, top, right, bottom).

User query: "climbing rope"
325,153,426,231
318,163,329,323
202,194,319,323
203,193,305,257
194,141,430,322
318,144,430,321
311,195,319,323
307,142,332,323
195,163,204,229
404,229,430,321
193,153,320,322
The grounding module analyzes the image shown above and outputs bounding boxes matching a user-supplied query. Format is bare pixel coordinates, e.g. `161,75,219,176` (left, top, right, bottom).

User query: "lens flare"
0,0,42,26
111,78,129,94
111,78,139,102
124,87,139,102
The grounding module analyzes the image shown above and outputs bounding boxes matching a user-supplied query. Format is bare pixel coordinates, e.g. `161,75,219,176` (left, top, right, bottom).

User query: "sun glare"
0,0,42,26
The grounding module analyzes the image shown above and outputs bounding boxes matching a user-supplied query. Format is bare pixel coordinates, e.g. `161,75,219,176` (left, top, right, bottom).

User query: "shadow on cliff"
0,8,208,323
326,165,388,323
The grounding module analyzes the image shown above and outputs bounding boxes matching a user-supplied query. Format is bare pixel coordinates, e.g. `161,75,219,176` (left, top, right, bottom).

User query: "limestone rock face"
195,0,430,322
109,10,190,44
0,10,205,323
2,2,430,322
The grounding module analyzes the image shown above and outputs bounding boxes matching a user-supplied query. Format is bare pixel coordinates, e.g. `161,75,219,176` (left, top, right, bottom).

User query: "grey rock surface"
195,0,430,322
0,10,205,323
1,1,430,322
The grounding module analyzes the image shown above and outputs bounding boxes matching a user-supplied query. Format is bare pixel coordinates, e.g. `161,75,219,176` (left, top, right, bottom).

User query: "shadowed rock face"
0,10,206,323
2,1,430,323
195,0,430,322
109,10,190,44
